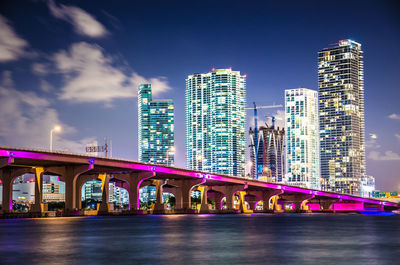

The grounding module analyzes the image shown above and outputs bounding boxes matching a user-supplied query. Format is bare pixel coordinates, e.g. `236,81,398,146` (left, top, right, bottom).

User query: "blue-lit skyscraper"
186,68,246,176
138,84,174,165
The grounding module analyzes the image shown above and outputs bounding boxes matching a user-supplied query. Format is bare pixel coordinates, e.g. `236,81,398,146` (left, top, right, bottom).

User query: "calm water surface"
0,214,399,265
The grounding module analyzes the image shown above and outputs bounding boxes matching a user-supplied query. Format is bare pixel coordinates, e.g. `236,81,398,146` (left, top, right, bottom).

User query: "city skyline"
0,1,399,191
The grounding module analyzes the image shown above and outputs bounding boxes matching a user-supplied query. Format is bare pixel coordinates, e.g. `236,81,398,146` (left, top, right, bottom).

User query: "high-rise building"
285,88,320,189
249,123,285,181
186,68,246,176
138,84,174,166
318,39,365,195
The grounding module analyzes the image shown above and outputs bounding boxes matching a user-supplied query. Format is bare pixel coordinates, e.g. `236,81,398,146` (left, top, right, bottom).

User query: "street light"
50,125,61,151
166,146,175,166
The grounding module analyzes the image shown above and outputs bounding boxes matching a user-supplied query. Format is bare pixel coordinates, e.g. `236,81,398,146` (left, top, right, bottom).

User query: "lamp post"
50,125,61,151
166,146,175,166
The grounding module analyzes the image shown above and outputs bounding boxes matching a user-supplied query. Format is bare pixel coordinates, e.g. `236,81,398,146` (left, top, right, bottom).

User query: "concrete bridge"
0,146,398,216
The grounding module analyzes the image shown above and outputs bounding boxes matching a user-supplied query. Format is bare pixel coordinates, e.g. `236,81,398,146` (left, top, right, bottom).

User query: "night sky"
0,0,399,191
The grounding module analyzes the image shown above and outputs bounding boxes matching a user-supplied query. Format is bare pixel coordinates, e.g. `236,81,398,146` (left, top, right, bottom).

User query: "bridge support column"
152,180,166,214
0,170,13,213
98,174,111,214
198,186,209,214
262,190,284,212
207,190,224,210
211,185,245,213
244,194,259,211
282,194,315,212
75,175,97,211
169,179,205,213
31,167,44,213
115,172,155,213
1,168,34,214
60,165,94,215
320,199,338,211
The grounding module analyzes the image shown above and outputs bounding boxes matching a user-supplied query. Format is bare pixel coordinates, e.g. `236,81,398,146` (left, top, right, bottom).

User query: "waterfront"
0,214,399,265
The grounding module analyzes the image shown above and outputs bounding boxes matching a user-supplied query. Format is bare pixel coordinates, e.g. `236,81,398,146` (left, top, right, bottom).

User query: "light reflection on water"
0,214,399,265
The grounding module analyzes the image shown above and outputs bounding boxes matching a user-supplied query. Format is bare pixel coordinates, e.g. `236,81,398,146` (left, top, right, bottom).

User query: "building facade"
186,68,246,176
138,84,174,166
318,39,365,195
285,88,320,189
249,124,285,181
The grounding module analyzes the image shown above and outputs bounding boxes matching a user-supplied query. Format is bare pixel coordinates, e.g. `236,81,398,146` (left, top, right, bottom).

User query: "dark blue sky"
0,0,399,190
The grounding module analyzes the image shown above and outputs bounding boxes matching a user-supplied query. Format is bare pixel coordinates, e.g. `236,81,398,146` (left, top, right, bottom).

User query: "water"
0,214,399,265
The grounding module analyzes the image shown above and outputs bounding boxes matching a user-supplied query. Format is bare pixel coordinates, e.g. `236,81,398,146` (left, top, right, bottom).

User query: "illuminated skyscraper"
138,84,174,165
285,88,320,189
186,68,246,176
249,124,285,181
318,39,365,195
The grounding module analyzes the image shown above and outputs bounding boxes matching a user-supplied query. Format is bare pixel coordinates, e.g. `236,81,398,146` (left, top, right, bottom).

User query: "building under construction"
249,121,285,181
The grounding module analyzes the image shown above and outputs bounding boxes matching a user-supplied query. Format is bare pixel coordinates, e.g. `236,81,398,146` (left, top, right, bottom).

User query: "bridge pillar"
169,178,205,213
320,199,339,211
1,168,34,214
281,194,315,212
262,190,284,212
0,169,13,213
75,175,98,210
114,172,155,213
152,180,166,214
198,186,209,214
62,165,94,214
207,190,224,210
244,194,259,210
212,185,245,213
98,174,110,214
31,167,45,213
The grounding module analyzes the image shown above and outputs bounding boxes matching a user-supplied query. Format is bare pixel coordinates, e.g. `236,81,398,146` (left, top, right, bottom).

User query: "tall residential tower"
138,84,174,165
285,88,320,189
318,39,365,195
186,68,246,176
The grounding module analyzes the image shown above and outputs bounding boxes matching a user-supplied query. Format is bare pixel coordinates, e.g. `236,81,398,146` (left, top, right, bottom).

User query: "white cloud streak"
388,113,400,120
53,42,172,105
47,0,108,38
368,150,400,161
0,15,29,62
0,71,94,153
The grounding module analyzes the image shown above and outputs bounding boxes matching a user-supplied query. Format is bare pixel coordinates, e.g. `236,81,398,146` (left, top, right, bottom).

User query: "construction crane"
265,115,283,128
245,102,283,179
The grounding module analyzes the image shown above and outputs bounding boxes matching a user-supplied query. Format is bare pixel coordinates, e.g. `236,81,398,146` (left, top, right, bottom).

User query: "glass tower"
186,68,246,176
285,88,320,189
138,84,174,165
318,39,365,195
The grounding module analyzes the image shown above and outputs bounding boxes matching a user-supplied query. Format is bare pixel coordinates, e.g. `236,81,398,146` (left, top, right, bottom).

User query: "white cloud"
395,133,400,140
0,71,94,153
365,133,381,149
53,42,172,105
368,151,400,161
47,0,108,38
0,15,29,62
39,79,53,92
388,113,400,120
32,63,49,76
248,108,285,129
